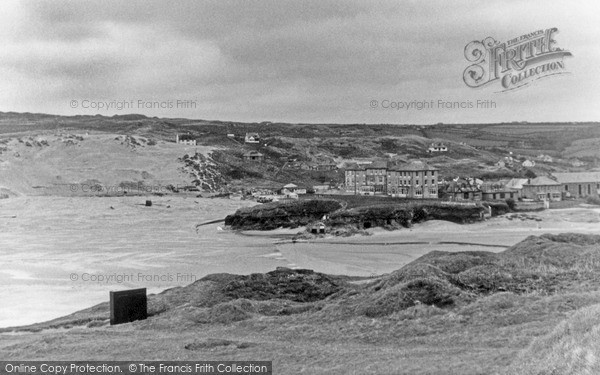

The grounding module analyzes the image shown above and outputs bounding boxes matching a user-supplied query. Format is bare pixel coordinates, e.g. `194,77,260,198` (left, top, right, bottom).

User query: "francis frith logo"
463,28,572,92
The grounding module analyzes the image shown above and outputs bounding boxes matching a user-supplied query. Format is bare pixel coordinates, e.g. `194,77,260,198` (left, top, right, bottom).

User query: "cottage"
570,159,585,167
481,182,517,201
427,142,448,152
522,160,536,167
537,154,553,163
552,172,600,199
521,176,561,201
496,156,514,168
243,151,264,162
504,178,528,198
442,180,482,201
280,183,306,195
176,134,196,146
310,222,326,234
244,133,260,144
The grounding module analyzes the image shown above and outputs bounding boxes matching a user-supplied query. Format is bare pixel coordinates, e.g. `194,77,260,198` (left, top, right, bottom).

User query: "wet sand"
1,197,599,327
0,196,269,327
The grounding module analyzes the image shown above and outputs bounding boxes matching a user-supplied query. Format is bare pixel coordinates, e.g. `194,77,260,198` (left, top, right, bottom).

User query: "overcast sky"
1,0,599,124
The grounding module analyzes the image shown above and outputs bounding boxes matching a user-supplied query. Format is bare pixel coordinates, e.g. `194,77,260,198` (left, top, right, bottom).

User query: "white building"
428,142,448,152
245,133,260,143
176,134,196,146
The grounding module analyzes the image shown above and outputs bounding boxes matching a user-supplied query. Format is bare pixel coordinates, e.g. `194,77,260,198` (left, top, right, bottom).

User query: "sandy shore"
245,207,600,276
1,196,599,328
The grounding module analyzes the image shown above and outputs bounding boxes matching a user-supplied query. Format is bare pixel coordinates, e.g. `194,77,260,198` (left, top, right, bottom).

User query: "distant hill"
1,111,599,194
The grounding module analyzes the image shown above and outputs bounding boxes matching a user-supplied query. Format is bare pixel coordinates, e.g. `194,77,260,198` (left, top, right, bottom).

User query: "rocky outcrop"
225,199,491,231
224,199,343,230
179,152,227,192
328,202,487,230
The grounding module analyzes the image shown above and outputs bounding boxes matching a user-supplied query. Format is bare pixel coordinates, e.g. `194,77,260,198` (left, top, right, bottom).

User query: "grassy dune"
3,233,600,374
505,303,600,374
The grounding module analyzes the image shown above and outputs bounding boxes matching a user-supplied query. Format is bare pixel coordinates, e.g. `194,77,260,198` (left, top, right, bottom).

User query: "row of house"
444,172,600,202
345,161,439,198
526,172,600,201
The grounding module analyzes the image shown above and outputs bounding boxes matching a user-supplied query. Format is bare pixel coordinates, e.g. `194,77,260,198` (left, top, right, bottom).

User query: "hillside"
0,132,209,196
2,233,600,374
1,112,600,196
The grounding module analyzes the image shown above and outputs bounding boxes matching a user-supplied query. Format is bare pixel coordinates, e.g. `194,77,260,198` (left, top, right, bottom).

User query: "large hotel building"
345,161,439,198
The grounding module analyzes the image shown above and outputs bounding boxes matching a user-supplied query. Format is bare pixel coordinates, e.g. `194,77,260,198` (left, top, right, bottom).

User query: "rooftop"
525,176,560,186
505,178,529,189
552,172,600,183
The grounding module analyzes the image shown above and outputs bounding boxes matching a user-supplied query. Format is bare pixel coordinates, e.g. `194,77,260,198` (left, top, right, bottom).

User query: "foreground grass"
2,291,599,374
504,303,600,375
2,233,600,374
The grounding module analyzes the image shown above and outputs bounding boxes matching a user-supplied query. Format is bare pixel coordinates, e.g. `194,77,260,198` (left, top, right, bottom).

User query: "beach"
1,196,599,328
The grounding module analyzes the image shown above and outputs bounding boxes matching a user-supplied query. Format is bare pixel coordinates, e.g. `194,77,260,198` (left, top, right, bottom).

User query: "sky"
0,0,599,124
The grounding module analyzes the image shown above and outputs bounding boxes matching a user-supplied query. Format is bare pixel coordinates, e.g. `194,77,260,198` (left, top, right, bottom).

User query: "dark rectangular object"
110,288,147,325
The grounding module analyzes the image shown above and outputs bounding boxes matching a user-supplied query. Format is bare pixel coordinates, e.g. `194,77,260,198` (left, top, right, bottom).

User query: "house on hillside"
552,172,600,199
281,183,306,195
310,162,337,171
427,142,448,153
537,154,553,162
243,150,264,162
521,176,561,201
176,134,196,146
522,159,536,168
312,184,331,193
244,133,260,144
496,156,514,168
570,159,585,167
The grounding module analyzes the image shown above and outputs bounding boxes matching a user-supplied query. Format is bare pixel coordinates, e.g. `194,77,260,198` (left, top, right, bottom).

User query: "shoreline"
1,197,599,330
